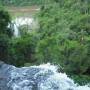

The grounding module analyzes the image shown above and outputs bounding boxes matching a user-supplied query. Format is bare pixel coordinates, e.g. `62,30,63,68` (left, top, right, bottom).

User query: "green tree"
0,8,13,37
0,34,10,63
9,33,38,66
0,7,13,63
36,0,90,74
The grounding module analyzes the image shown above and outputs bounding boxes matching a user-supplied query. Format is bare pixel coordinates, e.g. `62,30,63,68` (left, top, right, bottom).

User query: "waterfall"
0,62,90,90
12,17,34,37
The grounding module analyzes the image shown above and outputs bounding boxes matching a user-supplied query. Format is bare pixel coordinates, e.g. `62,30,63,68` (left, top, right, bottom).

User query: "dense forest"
0,0,90,85
0,0,53,6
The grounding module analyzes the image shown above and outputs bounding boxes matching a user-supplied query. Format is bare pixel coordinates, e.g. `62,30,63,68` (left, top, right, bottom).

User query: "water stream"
0,62,90,90
11,17,34,37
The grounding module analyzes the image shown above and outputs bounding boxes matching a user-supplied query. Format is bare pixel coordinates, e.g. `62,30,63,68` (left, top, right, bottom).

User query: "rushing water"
12,17,34,37
0,62,90,90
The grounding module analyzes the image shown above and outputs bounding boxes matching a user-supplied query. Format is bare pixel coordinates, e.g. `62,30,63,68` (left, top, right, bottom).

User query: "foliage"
0,7,13,37
0,34,10,63
71,75,90,85
36,0,90,74
0,7,13,63
9,32,39,66
0,0,90,76
0,0,53,6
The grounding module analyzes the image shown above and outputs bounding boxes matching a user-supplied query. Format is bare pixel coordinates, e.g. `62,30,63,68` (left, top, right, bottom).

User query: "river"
0,62,90,90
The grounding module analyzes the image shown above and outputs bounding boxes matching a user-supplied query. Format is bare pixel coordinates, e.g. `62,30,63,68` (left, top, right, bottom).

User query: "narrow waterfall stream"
12,17,34,37
0,62,90,90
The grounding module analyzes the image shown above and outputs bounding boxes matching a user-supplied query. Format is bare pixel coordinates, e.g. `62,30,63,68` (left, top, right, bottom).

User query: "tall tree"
0,8,13,37
0,7,13,63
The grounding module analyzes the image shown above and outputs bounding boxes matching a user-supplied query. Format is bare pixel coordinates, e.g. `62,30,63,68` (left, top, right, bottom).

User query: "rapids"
0,62,90,90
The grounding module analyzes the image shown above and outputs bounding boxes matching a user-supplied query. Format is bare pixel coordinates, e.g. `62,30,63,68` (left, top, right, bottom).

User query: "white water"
0,63,90,90
12,17,34,37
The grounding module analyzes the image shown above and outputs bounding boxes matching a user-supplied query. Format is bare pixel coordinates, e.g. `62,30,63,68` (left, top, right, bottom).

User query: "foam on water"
0,63,90,90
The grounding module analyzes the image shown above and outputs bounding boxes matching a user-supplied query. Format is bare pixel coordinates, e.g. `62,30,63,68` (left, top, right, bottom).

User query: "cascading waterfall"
0,62,90,90
11,17,34,37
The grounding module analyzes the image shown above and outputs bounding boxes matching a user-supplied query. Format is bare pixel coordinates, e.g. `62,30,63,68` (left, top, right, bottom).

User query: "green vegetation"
36,0,90,75
0,7,13,37
0,7,13,63
71,75,90,85
9,33,38,66
0,0,53,6
0,0,90,84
